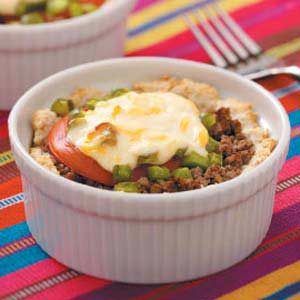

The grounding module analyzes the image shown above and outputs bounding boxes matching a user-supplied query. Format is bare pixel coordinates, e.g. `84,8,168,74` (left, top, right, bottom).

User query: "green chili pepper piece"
182,151,209,170
172,167,192,179
114,182,140,193
175,148,187,158
85,98,101,110
208,152,223,166
201,113,216,130
206,136,220,152
69,2,84,17
113,165,132,183
147,166,170,181
47,0,69,16
16,0,46,16
51,99,74,116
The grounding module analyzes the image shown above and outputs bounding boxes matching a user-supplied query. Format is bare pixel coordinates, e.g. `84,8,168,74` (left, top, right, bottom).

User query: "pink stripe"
242,2,300,41
274,186,300,213
29,275,109,300
0,259,66,297
133,0,162,12
277,156,300,182
128,0,300,60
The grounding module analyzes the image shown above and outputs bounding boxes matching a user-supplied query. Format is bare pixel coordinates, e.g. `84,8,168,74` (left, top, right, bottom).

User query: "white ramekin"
0,0,136,110
8,58,290,284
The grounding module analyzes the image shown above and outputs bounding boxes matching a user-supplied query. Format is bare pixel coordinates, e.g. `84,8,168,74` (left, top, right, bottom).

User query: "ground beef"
44,107,255,193
210,107,242,140
191,167,203,178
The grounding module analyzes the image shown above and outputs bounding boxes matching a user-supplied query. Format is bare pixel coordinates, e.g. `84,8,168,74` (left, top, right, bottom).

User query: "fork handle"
245,66,300,81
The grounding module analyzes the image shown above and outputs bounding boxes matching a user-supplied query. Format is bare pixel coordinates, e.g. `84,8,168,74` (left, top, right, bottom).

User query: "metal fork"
183,2,283,76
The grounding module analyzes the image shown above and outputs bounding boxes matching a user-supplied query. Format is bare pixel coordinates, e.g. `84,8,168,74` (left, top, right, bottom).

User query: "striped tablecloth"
1,1,300,299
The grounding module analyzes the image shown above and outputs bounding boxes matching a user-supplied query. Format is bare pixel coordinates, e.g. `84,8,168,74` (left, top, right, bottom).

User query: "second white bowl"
0,0,136,110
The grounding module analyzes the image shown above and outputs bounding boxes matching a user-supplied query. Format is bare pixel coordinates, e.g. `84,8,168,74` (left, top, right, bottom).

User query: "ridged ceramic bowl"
0,0,136,110
8,57,290,284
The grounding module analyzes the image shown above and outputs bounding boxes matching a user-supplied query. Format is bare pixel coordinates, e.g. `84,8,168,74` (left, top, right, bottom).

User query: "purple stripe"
167,240,300,300
75,283,159,300
75,203,300,300
265,202,300,239
133,0,162,12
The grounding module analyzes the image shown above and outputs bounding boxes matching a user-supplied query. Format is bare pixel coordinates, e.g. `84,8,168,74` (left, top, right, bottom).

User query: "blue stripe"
263,281,300,300
288,110,300,127
0,193,24,210
0,245,48,276
127,0,213,37
287,136,300,159
0,222,30,247
273,82,300,99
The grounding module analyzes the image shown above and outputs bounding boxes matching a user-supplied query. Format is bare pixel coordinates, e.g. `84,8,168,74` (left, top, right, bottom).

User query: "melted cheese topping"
67,92,209,172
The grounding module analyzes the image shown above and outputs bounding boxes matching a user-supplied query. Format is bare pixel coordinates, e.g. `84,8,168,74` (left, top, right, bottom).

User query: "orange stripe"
291,127,300,138
257,75,296,91
280,91,300,112
0,176,22,199
0,203,25,229
0,123,8,138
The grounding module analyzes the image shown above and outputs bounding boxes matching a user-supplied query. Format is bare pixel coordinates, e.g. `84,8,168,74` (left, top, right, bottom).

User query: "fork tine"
214,3,261,56
207,5,249,60
183,14,227,68
197,10,239,65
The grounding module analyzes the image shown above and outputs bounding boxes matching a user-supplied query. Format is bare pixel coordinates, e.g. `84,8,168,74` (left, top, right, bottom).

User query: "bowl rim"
0,0,134,33
8,57,291,203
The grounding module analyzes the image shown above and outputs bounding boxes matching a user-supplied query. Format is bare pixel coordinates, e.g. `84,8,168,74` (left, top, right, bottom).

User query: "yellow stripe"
128,0,199,30
266,38,300,59
126,0,263,53
0,151,14,167
218,262,300,300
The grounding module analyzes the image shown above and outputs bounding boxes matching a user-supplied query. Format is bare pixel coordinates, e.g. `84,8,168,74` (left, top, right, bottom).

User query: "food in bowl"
30,76,277,193
9,58,290,283
0,0,105,24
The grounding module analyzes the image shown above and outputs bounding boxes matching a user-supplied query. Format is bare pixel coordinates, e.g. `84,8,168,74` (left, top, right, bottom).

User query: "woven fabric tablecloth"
1,0,300,299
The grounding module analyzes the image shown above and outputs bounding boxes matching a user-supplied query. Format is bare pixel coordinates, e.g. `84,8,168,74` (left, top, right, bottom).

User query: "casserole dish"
8,57,290,283
0,0,136,109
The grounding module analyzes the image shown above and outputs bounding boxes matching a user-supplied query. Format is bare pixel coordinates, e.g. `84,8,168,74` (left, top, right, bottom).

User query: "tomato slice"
48,117,114,186
48,117,182,186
